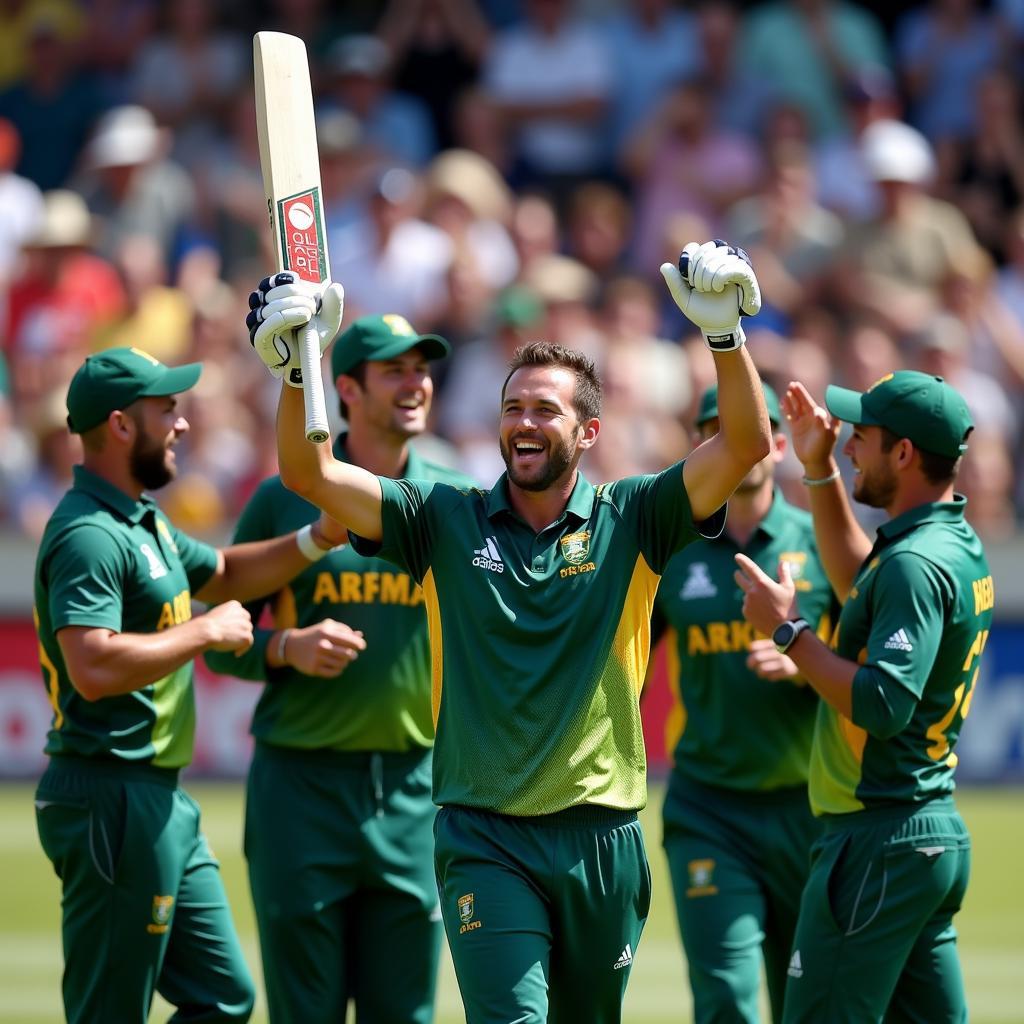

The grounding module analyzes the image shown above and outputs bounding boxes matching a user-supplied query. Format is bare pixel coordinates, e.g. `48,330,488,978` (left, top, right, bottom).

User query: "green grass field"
1,782,1021,1023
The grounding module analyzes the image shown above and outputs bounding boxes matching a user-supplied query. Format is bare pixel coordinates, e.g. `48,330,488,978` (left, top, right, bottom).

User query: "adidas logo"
472,537,504,574
680,562,717,600
788,950,803,978
884,628,913,652
613,943,633,970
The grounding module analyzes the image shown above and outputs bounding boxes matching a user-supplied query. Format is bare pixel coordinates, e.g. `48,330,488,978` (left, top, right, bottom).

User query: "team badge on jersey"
686,859,718,897
147,895,175,934
680,562,717,599
458,893,482,933
779,551,811,592
560,530,591,565
140,542,167,580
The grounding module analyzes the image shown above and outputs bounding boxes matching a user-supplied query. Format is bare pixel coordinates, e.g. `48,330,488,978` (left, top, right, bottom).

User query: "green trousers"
245,743,441,1024
663,776,819,1023
34,756,254,1024
782,796,971,1024
434,804,651,1024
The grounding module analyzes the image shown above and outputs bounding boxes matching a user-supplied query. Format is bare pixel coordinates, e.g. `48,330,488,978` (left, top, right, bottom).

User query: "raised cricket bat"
253,31,330,443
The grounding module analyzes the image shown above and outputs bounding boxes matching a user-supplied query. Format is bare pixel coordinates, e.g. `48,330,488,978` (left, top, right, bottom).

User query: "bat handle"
299,323,330,443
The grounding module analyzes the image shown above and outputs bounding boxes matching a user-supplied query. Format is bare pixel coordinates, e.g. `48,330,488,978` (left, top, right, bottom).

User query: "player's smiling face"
499,365,589,492
128,395,189,490
844,424,898,509
360,350,433,438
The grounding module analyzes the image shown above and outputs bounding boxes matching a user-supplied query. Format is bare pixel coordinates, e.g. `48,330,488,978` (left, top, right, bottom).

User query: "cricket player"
736,372,991,1022
245,239,771,1023
33,347,350,1024
206,314,475,1024
653,380,834,1022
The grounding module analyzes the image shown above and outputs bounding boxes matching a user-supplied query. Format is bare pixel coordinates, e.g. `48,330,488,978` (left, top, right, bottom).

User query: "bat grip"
299,323,329,443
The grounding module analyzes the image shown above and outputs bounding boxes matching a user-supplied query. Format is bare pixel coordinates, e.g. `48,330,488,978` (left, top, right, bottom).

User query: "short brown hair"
879,426,962,485
501,342,602,422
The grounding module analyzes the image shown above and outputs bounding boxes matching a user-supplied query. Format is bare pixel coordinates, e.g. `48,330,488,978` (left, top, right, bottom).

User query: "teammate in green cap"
652,380,835,1023
735,370,991,1023
33,346,351,1024
206,314,474,1024
243,240,770,1024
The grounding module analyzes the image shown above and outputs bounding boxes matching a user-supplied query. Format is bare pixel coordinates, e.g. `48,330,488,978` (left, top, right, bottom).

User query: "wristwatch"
772,618,809,654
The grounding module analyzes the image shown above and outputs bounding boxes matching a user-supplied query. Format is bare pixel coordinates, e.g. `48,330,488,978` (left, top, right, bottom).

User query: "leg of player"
781,806,971,1023
155,822,255,1021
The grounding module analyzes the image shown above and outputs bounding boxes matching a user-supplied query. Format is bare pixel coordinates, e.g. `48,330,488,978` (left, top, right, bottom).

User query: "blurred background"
0,0,1021,1020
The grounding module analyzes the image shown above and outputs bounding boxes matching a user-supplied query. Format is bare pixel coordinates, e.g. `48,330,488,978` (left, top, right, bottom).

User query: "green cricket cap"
66,346,201,434
825,371,973,459
696,380,782,427
330,314,450,378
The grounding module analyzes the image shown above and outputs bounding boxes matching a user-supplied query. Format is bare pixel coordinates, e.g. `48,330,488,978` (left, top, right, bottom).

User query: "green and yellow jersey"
350,461,724,816
205,437,476,753
654,489,834,792
33,466,219,769
812,497,993,816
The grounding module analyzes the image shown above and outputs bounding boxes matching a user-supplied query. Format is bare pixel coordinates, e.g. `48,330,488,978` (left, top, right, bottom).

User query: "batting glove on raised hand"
660,240,761,352
246,272,345,386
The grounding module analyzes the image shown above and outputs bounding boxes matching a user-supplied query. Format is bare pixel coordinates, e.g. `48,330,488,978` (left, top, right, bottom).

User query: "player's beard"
853,460,897,509
500,432,576,492
130,430,175,491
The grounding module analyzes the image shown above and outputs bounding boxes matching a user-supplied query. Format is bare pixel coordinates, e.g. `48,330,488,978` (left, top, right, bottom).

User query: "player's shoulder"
412,457,479,491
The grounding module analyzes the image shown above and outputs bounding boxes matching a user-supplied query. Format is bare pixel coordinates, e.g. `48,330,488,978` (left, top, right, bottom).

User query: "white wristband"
296,523,332,561
802,469,841,488
703,325,746,352
275,628,291,665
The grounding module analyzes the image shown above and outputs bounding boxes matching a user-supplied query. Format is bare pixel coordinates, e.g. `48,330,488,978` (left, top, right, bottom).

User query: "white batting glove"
660,240,761,351
246,272,345,386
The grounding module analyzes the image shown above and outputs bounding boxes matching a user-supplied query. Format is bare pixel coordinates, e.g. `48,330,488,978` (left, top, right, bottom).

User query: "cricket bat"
253,31,330,443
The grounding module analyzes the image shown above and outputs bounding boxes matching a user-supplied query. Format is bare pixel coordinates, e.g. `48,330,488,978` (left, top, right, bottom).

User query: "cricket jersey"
33,465,219,768
350,460,724,816
811,496,993,815
655,489,834,791
205,437,476,753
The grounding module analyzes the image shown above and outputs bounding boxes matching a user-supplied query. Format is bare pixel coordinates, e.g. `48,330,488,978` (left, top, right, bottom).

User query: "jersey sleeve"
202,480,282,683
851,553,951,739
164,516,220,594
606,460,726,574
46,525,128,633
349,477,442,583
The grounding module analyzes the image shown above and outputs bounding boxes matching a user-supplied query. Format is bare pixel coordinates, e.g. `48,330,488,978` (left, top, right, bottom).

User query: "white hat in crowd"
860,119,935,185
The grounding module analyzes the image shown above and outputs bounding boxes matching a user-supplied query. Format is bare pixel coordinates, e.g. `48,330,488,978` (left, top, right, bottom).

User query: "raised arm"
246,273,385,542
661,240,771,521
781,381,872,598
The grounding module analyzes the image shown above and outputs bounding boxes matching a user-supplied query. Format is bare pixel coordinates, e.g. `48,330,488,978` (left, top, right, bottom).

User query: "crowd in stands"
1,0,1023,544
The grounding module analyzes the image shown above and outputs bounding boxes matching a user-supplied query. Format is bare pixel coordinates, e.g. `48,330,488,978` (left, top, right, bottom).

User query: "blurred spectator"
432,247,496,354
91,234,194,363
11,386,79,540
0,13,106,190
996,206,1024,325
0,0,83,90
895,0,1003,144
423,147,518,290
262,0,346,62
814,65,900,221
330,166,452,325
832,119,980,337
601,0,699,155
522,252,603,357
322,33,436,168
956,429,1018,540
378,0,491,152
5,189,125,403
509,191,560,282
839,320,905,391
78,0,157,104
73,104,197,267
0,117,44,286
624,78,762,271
694,0,767,138
726,139,844,332
938,69,1024,264
565,181,632,284
451,85,511,175
739,0,891,140
0,357,35,519
130,0,246,170
483,0,612,199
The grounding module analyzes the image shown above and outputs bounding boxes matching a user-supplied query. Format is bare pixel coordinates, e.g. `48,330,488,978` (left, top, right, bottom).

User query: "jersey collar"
485,470,597,524
332,433,425,479
72,464,155,524
877,494,967,543
753,487,789,540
